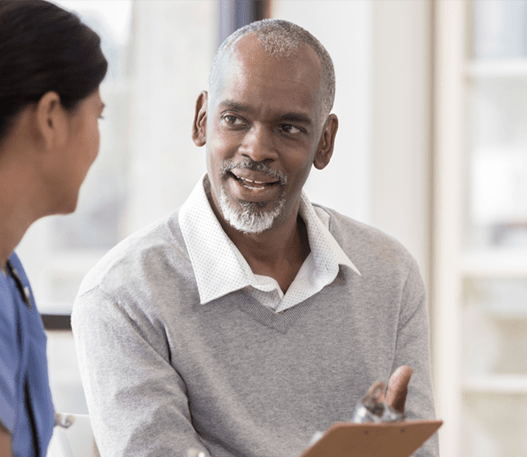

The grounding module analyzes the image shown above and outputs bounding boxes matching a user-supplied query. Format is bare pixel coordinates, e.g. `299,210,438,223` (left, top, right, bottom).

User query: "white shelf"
465,58,527,78
39,301,75,315
476,308,527,320
464,374,527,394
461,249,527,276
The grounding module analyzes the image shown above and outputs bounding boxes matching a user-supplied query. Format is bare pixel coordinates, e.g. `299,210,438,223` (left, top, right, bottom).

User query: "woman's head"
0,0,108,217
0,0,108,142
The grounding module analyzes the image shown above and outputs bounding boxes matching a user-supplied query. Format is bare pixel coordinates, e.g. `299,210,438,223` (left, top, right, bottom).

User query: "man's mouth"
229,171,280,190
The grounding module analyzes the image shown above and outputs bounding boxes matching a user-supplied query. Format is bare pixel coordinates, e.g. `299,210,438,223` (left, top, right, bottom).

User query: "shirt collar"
179,174,360,305
299,192,361,278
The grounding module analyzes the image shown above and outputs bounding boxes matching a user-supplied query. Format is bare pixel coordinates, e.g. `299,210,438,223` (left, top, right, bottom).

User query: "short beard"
218,159,288,235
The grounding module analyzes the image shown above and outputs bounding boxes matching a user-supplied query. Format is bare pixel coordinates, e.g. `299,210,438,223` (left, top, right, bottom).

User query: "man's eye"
223,115,241,125
281,124,302,134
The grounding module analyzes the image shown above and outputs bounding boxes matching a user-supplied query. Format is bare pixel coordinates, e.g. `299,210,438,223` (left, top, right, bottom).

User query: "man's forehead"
229,32,321,71
213,33,323,97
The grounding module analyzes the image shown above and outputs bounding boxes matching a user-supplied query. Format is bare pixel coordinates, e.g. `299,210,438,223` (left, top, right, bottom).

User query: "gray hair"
208,19,336,120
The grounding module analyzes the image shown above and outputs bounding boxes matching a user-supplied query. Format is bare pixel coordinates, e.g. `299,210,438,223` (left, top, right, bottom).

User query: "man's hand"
385,365,413,413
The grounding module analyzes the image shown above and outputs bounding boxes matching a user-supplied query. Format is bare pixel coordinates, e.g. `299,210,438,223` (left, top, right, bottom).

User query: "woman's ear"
192,91,208,147
313,113,338,170
35,91,68,151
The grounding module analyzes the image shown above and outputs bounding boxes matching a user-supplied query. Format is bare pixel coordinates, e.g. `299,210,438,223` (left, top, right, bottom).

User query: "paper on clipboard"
299,419,442,457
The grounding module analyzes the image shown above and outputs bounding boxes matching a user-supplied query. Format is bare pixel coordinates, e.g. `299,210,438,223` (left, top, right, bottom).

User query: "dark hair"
0,0,108,140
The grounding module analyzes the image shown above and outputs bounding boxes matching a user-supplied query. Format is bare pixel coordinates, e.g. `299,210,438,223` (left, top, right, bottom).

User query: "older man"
72,19,438,457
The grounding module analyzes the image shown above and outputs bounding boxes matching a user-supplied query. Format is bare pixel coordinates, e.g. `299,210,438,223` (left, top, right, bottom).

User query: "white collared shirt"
179,175,360,313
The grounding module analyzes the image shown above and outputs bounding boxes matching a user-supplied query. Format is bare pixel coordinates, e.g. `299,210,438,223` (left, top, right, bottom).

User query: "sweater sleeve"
71,286,210,457
391,258,439,457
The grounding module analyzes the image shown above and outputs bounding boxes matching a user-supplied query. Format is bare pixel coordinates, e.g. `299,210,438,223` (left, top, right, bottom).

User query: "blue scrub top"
0,252,54,457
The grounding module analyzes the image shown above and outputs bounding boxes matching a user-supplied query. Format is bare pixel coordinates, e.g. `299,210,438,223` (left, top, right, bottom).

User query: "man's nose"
239,125,277,162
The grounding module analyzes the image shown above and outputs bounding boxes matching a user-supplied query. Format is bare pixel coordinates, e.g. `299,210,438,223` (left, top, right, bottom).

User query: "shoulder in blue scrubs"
0,252,54,456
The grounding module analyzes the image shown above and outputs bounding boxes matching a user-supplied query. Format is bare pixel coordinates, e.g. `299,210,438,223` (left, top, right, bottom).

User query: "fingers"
385,365,413,413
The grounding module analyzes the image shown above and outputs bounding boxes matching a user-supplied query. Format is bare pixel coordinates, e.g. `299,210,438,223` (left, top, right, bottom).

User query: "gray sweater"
72,205,438,457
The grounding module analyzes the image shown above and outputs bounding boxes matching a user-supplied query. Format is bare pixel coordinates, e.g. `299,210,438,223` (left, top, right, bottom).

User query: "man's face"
194,33,335,234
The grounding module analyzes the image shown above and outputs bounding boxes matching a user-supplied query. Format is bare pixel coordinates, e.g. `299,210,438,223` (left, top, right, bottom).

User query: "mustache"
219,159,288,186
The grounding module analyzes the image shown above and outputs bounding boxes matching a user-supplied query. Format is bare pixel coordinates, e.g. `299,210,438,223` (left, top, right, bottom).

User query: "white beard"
218,184,286,234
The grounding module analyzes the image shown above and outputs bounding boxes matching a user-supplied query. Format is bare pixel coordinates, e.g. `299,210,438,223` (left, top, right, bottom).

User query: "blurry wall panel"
371,0,432,288
125,0,218,233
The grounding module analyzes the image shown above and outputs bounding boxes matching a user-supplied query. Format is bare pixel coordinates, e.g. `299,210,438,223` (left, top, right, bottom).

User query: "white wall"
371,0,432,287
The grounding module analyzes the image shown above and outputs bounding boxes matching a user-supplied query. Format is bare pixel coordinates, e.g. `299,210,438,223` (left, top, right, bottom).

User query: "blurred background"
14,1,527,456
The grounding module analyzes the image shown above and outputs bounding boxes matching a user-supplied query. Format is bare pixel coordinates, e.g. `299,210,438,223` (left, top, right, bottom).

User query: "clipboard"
299,420,442,457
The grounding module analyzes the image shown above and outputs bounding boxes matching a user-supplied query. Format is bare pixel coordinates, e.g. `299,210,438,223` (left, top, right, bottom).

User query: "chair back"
47,413,99,457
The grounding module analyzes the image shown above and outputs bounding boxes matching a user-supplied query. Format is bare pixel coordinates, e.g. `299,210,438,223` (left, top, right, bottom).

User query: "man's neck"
224,211,311,293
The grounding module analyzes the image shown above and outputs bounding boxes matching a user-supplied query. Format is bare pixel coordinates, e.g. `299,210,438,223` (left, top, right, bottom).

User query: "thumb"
385,365,413,414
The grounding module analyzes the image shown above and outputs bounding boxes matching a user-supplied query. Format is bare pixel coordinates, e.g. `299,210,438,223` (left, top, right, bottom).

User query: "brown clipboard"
299,420,443,457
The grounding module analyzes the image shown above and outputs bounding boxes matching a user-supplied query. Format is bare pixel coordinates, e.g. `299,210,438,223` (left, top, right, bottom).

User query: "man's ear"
313,113,338,170
35,91,68,152
192,91,208,147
